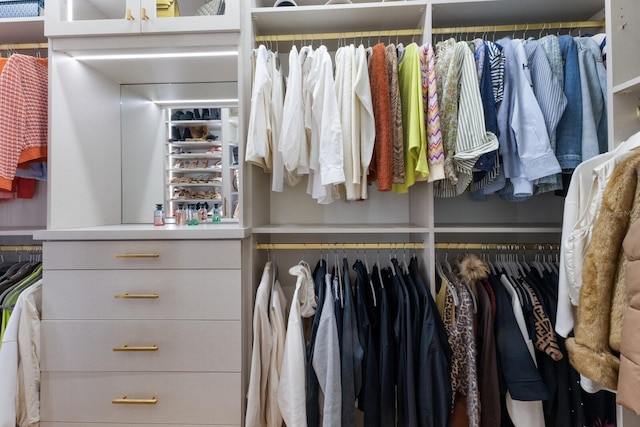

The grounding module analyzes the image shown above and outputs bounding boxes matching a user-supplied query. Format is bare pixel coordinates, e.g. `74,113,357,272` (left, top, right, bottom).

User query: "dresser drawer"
41,371,241,425
42,269,241,320
41,320,241,372
43,240,241,270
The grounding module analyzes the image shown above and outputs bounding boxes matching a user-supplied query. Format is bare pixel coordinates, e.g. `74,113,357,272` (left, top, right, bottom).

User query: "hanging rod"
434,243,559,251
0,42,47,51
254,19,605,43
432,20,605,35
255,28,421,43
0,245,42,252
256,242,425,250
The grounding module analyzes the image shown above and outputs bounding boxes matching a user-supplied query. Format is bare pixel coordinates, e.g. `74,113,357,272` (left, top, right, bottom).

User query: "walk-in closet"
1,0,640,425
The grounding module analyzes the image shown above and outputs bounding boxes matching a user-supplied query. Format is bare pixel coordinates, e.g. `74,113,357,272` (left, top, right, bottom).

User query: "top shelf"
251,0,428,35
0,17,46,45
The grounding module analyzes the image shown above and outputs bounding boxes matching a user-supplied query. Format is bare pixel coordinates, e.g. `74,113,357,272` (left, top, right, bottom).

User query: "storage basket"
0,0,43,18
156,0,180,18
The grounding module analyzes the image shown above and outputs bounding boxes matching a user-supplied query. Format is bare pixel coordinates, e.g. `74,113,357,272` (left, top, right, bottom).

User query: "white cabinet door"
45,0,140,36
45,0,240,37
140,0,240,34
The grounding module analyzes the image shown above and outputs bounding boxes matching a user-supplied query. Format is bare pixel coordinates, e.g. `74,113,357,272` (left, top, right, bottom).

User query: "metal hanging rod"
432,19,605,35
255,28,422,43
256,242,425,250
0,245,42,252
434,243,559,251
254,19,604,43
0,42,47,51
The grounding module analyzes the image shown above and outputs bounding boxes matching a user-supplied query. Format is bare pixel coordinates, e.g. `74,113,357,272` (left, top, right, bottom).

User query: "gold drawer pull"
141,7,150,20
112,396,157,405
115,253,160,259
125,8,135,20
113,345,158,352
114,293,159,299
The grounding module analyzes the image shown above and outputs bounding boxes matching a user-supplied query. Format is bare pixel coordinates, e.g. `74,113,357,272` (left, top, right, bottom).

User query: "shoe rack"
164,106,239,222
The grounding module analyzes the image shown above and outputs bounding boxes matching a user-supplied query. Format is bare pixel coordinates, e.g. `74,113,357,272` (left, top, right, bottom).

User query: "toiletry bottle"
154,204,165,226
175,203,187,226
187,204,199,226
212,202,221,223
198,202,209,223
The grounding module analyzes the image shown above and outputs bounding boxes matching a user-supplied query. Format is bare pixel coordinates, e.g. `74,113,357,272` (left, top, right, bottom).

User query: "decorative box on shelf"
0,0,44,18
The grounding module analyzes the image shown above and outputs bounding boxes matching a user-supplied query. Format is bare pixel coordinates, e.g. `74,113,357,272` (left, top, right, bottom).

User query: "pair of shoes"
202,108,221,120
207,146,222,154
170,126,180,141
205,134,219,141
173,160,185,169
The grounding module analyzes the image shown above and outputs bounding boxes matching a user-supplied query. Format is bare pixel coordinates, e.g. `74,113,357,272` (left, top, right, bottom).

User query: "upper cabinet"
45,0,240,37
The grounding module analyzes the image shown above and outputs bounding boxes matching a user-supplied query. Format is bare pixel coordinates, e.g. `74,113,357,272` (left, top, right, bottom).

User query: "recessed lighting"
72,51,238,61
154,99,239,105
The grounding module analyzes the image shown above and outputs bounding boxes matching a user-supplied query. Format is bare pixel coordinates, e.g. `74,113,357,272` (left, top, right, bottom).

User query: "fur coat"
617,219,640,414
566,150,640,390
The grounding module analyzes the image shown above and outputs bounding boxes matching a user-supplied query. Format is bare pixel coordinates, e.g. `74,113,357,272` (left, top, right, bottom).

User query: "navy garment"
487,273,550,401
475,39,499,175
410,257,452,427
556,35,583,171
353,259,381,426
340,258,364,427
306,259,327,427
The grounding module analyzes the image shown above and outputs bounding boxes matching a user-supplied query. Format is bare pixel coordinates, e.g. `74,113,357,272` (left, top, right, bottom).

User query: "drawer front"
43,240,241,270
41,371,241,425
42,269,241,320
41,320,241,372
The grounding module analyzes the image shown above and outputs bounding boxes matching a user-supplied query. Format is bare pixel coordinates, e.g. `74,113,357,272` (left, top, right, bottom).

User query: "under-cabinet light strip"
72,51,238,61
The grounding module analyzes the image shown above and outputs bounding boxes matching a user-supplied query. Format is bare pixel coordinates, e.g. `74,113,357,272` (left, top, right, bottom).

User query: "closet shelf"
434,223,562,234
0,226,45,237
251,1,427,36
252,223,429,234
613,76,640,95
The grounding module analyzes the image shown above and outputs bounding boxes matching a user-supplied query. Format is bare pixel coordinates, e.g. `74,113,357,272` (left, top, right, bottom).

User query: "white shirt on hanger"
0,279,42,427
245,45,273,172
270,50,286,192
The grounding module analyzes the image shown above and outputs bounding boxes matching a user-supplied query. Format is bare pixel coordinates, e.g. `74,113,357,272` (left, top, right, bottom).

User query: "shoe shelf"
163,106,239,222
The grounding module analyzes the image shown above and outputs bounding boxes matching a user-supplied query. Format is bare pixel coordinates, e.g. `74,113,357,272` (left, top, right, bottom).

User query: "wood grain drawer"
41,320,241,372
42,269,241,320
41,371,241,425
43,240,241,270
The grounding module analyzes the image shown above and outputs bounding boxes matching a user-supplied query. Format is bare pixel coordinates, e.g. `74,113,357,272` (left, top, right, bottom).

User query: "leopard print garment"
442,272,480,427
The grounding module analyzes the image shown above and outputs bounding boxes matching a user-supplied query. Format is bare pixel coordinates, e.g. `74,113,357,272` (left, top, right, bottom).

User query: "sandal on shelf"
173,160,185,169
199,160,209,169
170,176,181,184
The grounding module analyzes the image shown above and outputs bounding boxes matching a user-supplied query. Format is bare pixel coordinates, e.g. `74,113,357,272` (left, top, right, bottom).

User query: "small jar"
175,203,187,226
212,202,221,223
198,202,209,223
187,204,199,226
154,204,165,226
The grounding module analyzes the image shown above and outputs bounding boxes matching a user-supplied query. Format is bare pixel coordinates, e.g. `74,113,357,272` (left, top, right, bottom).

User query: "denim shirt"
555,35,583,170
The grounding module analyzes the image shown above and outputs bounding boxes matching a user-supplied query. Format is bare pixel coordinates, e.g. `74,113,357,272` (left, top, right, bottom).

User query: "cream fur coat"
566,150,640,391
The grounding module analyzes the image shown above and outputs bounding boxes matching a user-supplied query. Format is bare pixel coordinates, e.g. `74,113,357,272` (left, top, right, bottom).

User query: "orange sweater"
368,43,394,191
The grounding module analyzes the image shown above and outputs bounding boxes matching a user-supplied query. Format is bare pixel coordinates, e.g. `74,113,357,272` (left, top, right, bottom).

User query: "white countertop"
33,224,250,241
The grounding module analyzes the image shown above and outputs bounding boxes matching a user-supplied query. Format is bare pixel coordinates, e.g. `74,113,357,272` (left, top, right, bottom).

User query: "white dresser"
39,238,243,426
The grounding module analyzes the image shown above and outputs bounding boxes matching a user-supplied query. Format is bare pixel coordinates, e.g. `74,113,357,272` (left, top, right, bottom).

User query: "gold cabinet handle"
113,345,158,352
125,8,135,20
112,396,157,405
115,253,160,258
141,7,150,20
114,293,159,299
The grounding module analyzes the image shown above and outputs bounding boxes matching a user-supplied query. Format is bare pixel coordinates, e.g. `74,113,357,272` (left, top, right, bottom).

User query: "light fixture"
154,99,239,105
72,51,238,61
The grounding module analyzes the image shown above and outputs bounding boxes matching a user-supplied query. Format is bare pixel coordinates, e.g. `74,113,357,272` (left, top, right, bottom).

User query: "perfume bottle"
212,202,221,223
187,204,199,226
175,203,187,226
154,204,165,226
198,202,209,223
